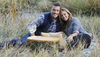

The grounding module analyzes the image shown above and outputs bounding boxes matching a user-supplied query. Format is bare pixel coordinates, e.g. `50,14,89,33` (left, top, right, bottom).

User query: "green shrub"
60,0,100,15
0,0,100,15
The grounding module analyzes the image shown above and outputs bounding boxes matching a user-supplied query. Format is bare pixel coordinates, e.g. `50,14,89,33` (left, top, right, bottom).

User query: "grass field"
0,0,100,57
0,11,100,57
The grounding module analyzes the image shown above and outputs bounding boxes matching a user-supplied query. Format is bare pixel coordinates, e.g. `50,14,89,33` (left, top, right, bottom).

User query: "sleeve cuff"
73,30,79,34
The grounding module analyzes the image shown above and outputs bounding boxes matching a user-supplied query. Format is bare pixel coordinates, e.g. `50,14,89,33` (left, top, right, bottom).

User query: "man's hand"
30,32,35,36
28,25,36,36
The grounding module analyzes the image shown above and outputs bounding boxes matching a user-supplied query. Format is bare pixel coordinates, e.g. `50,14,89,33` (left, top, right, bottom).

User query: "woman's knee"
82,34,91,48
82,34,91,42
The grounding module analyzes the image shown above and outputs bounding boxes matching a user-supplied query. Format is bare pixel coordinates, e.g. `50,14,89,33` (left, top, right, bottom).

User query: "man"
0,2,62,49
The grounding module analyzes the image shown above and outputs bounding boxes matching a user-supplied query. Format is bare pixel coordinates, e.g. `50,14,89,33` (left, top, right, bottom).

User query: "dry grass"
0,12,100,57
0,0,100,57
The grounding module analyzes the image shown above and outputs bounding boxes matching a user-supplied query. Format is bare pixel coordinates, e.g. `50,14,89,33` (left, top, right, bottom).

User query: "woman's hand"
67,32,78,41
67,35,73,41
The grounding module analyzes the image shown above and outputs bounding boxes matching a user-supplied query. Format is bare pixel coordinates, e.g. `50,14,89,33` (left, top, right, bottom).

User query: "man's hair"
52,2,61,7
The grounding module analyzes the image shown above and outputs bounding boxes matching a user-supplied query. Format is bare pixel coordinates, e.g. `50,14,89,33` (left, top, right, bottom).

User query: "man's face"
51,6,60,19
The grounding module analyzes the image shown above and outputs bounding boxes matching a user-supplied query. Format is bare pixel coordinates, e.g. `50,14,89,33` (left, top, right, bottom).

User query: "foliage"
0,0,100,15
0,0,100,57
60,0,100,15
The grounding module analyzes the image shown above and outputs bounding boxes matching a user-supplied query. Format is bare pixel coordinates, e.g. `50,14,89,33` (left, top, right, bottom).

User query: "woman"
59,8,91,50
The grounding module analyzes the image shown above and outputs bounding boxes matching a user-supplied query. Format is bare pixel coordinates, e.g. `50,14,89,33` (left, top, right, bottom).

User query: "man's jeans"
0,32,31,49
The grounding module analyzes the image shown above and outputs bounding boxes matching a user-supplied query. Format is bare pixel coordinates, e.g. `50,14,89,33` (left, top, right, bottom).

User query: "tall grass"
0,0,100,15
0,0,100,57
60,0,100,15
0,12,100,57
33,0,52,12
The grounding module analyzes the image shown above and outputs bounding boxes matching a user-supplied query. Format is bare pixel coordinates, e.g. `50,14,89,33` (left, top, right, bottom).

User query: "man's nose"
54,11,57,13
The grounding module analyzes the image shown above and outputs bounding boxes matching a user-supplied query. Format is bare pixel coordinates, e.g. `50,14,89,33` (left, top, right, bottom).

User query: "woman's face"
61,11,69,21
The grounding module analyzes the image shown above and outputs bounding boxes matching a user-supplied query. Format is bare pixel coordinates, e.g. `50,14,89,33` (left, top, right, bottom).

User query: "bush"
0,0,100,15
60,0,100,15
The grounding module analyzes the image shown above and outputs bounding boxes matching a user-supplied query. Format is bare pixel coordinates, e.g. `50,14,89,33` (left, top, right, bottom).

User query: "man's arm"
28,15,45,36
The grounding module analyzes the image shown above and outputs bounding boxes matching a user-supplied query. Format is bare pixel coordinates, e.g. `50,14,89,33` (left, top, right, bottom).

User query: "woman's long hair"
59,8,72,31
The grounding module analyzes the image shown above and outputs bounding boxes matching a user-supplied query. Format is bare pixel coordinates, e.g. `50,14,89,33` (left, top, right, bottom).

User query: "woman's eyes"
64,13,66,15
61,13,67,17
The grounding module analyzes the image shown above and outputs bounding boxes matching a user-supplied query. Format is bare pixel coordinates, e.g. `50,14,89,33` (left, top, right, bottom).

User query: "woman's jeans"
0,32,31,48
67,33,91,50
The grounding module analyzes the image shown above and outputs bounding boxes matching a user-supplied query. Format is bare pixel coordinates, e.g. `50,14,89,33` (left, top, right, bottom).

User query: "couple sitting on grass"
0,2,91,52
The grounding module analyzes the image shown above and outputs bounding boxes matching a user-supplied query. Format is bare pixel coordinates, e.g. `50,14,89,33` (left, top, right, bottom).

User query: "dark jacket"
35,12,62,35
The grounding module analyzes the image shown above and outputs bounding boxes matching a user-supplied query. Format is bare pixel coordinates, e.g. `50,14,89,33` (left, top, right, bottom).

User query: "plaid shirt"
29,15,57,32
48,20,56,32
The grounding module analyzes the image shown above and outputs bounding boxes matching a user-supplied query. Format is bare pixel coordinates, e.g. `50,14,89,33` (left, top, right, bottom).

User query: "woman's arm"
67,18,81,41
70,32,78,37
67,32,78,41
